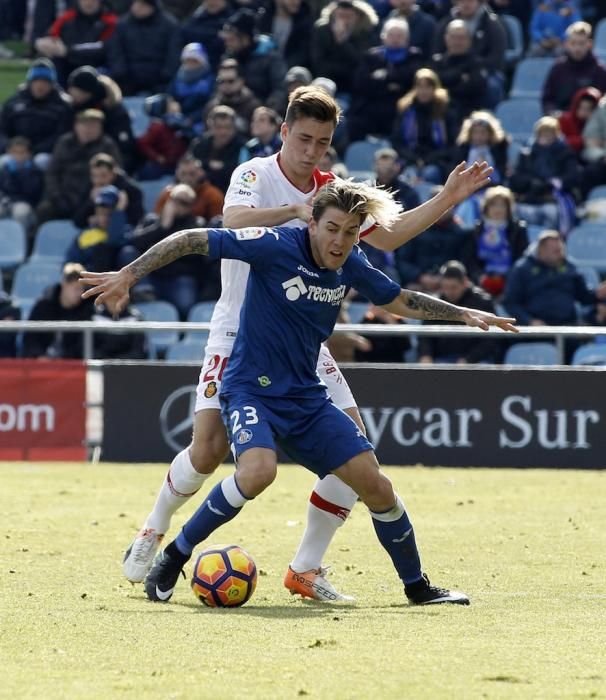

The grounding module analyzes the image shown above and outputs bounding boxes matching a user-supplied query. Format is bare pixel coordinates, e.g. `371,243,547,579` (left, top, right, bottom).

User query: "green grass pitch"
1,462,605,699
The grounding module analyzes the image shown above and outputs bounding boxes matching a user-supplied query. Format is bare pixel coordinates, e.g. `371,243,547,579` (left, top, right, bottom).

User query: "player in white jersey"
123,86,493,600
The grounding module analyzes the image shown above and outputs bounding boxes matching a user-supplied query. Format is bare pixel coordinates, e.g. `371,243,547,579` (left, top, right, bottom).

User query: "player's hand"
461,309,518,333
294,201,313,223
442,161,493,207
80,269,135,317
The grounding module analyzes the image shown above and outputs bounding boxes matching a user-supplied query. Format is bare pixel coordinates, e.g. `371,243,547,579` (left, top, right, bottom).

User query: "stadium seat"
184,301,215,344
567,227,606,272
504,342,559,366
495,99,542,142
509,58,554,100
578,266,601,289
123,95,150,138
414,181,435,203
165,338,206,362
594,18,606,59
526,224,544,243
0,219,27,271
30,219,79,262
507,140,524,171
348,170,375,183
140,177,173,213
344,140,385,171
502,14,524,66
11,260,63,307
347,301,369,323
587,185,606,201
571,342,606,366
133,300,179,358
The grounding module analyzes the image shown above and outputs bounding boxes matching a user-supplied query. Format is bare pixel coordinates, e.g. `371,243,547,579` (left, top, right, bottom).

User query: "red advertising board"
0,360,86,460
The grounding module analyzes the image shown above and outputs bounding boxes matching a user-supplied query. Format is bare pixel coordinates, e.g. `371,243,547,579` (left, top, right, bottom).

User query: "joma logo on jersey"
282,276,346,305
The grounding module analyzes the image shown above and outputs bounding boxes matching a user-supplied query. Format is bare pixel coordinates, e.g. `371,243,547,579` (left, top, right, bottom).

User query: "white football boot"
123,528,164,583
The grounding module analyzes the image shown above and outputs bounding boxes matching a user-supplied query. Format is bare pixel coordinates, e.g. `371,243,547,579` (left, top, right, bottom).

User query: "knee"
236,456,276,498
189,433,229,474
360,471,395,512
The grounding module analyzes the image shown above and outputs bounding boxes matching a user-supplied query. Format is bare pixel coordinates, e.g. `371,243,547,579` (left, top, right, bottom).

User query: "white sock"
144,448,210,534
290,474,358,573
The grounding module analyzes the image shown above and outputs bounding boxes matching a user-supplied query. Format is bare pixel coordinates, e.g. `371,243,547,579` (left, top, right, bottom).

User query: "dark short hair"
90,153,116,170
439,260,467,280
218,58,242,77
8,136,31,151
285,86,341,128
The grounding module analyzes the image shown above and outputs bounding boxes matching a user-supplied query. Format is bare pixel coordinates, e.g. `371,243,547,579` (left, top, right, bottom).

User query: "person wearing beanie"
219,8,288,105
0,58,72,168
34,0,118,84
106,0,182,95
137,96,191,179
168,42,214,135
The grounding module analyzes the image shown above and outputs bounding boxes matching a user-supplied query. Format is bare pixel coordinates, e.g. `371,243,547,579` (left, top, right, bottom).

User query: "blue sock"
371,495,423,585
175,474,249,556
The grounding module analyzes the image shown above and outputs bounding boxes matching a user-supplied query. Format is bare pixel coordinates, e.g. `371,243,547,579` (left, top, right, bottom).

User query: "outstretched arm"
80,228,208,314
383,289,518,333
365,161,493,251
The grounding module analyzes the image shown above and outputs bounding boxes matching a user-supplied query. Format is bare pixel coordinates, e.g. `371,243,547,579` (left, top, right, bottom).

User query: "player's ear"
280,121,289,141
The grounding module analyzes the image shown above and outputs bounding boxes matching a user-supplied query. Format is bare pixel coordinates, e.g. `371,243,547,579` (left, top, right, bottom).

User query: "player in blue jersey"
82,179,517,605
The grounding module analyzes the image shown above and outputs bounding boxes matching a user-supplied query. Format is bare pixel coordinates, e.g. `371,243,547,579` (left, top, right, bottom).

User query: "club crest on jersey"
239,170,257,188
258,375,272,387
204,381,217,398
237,429,253,444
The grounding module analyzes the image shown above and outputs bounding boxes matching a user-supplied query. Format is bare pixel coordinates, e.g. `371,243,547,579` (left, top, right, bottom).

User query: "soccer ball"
191,544,257,608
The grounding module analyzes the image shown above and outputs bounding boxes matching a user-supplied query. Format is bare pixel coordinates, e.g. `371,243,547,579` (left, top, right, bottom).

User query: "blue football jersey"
207,226,401,400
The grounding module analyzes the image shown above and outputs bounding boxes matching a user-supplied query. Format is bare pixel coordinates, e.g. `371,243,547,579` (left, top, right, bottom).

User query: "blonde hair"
566,21,592,39
396,68,449,119
456,110,506,146
312,179,403,231
482,185,515,218
534,116,561,138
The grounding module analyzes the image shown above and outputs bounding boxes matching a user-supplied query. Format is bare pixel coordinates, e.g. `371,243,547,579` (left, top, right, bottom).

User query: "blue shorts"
220,392,373,478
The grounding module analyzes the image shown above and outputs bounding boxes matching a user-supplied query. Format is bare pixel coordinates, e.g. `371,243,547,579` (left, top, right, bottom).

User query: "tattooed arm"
382,289,518,333
80,228,208,314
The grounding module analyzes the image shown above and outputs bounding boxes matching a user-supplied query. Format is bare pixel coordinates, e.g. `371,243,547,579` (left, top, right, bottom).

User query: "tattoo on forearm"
128,229,209,281
405,291,465,321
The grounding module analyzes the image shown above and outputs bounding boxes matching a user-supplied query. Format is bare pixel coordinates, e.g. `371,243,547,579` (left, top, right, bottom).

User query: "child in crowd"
168,42,214,135
0,136,44,233
238,106,282,163
559,87,601,156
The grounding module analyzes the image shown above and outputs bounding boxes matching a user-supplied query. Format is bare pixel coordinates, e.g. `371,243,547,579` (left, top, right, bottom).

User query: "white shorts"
194,343,357,413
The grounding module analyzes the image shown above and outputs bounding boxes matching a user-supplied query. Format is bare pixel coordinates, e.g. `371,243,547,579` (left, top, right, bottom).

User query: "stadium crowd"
1,0,606,363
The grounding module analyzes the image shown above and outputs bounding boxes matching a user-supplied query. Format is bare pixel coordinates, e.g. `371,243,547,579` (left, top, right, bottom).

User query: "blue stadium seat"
140,177,173,212
347,301,369,323
11,261,63,307
165,339,206,362
348,170,375,183
123,95,150,138
184,301,215,345
344,140,389,171
31,219,79,262
414,181,435,203
567,227,606,272
578,266,601,289
594,18,606,59
502,14,524,66
526,224,544,243
0,219,26,270
133,300,179,358
495,99,542,142
572,342,606,366
509,58,555,100
504,342,559,366
587,185,606,201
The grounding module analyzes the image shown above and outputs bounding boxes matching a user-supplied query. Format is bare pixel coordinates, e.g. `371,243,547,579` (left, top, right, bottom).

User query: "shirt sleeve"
206,226,281,267
344,246,401,306
224,161,266,210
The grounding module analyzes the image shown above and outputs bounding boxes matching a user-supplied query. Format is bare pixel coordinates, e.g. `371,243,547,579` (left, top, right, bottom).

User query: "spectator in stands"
0,292,20,358
387,0,436,60
190,105,244,192
391,68,457,183
581,95,606,194
137,95,191,180
310,0,380,94
487,0,531,32
558,86,601,157
258,0,314,68
432,0,507,107
372,146,420,211
168,43,215,136
542,22,606,116
0,59,72,169
318,146,349,178
269,64,312,117
353,304,411,362
162,0,199,20
509,116,580,234
528,0,581,57
22,262,96,360
430,19,488,124
396,187,471,291
0,137,44,234
74,153,144,229
34,0,117,84
106,0,181,95
418,260,499,363
67,66,137,171
92,302,148,359
347,17,423,141
219,8,288,105
37,109,123,223
66,184,129,271
202,59,261,134
121,184,213,316
239,106,282,162
154,154,224,221
181,0,232,72
503,230,606,329
461,185,528,297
